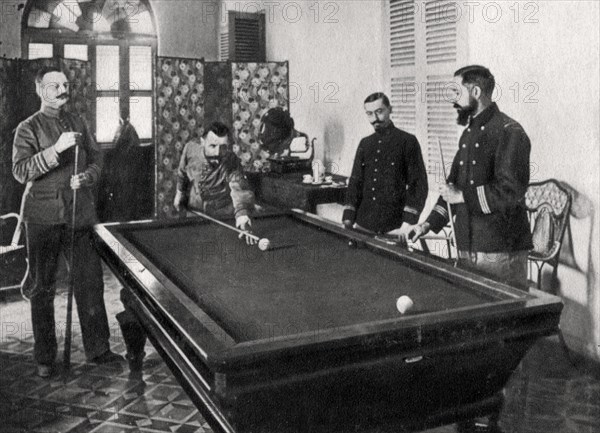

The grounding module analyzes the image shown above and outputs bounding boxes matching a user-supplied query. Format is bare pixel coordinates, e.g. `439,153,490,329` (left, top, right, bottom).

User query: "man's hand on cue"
394,222,413,246
439,183,465,204
236,215,257,246
70,173,89,190
409,222,431,243
55,132,81,153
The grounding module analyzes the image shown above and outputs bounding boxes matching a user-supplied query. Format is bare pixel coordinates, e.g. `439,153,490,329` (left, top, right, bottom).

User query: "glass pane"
129,46,152,91
28,8,52,29
96,45,120,91
64,44,88,61
129,97,153,140
28,43,53,59
96,97,120,143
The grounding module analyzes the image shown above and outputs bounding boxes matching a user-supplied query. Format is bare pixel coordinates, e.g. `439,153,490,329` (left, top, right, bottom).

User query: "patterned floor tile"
31,414,87,433
153,403,197,423
4,407,62,431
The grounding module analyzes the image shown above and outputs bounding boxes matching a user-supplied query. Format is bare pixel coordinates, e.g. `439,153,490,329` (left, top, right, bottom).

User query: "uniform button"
481,126,485,130
374,169,378,172
373,178,377,182
372,197,376,201
391,162,395,166
378,140,382,144
470,180,474,185
459,161,464,166
467,128,471,132
462,144,466,149
372,188,375,191
377,150,381,153
475,143,480,148
375,159,378,162
472,160,476,165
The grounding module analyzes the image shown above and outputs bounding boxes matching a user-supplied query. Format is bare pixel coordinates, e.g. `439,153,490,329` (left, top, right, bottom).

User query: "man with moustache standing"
411,65,533,289
343,92,428,241
13,67,121,378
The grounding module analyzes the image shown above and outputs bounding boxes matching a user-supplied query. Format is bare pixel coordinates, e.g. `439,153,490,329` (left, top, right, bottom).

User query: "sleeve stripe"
433,204,448,218
477,185,492,214
33,154,49,173
403,206,418,215
344,205,356,211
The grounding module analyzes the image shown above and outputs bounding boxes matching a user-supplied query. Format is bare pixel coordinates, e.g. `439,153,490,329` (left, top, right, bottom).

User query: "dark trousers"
116,289,147,365
24,223,110,365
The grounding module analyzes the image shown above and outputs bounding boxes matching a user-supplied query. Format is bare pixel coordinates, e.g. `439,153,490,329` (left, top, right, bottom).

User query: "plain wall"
468,0,600,360
222,0,387,175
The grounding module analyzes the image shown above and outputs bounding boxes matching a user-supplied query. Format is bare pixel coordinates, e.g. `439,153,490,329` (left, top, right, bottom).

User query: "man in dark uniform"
411,65,532,289
13,67,121,378
343,93,428,241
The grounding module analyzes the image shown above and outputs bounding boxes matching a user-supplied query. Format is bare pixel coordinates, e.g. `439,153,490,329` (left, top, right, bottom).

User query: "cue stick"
188,209,262,244
63,143,79,373
436,138,458,249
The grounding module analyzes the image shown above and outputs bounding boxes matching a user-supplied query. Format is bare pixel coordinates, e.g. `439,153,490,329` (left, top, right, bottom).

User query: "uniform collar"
469,103,498,129
40,105,62,119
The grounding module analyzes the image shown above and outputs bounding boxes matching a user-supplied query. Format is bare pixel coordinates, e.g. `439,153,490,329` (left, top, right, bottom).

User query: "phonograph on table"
268,137,315,174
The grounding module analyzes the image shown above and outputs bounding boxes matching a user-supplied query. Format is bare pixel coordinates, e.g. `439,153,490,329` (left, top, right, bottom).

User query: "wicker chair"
0,212,27,293
525,180,571,293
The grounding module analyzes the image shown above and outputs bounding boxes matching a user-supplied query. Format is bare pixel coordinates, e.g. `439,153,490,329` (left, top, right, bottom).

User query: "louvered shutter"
426,75,458,173
387,0,465,169
220,31,230,61
391,76,417,135
423,0,461,173
424,0,458,64
388,0,418,138
390,0,416,67
226,11,266,62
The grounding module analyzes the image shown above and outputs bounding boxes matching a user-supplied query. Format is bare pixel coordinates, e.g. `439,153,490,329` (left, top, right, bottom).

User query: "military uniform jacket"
345,123,428,232
177,141,255,218
13,107,102,227
427,103,533,253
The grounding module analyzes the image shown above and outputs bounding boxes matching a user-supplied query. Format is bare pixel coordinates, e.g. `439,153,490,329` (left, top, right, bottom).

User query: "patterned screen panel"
155,57,204,219
231,62,289,173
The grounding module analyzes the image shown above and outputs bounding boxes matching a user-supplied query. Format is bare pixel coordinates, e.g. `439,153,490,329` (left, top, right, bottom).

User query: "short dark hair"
454,65,495,98
203,121,230,139
35,66,65,84
364,92,391,108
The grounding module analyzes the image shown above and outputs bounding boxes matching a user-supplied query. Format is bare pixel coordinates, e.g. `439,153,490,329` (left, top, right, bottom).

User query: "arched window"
22,0,158,148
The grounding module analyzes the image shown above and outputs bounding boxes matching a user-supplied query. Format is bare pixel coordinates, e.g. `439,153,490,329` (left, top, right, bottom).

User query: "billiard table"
93,210,562,433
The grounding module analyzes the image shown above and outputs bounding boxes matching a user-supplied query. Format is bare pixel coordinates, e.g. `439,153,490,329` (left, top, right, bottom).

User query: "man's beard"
454,98,478,126
206,156,221,167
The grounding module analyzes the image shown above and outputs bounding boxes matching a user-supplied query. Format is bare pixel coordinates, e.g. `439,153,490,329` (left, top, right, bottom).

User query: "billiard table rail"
93,212,563,433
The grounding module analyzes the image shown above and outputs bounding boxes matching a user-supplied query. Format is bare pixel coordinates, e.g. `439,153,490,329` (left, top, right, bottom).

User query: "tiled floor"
0,265,599,433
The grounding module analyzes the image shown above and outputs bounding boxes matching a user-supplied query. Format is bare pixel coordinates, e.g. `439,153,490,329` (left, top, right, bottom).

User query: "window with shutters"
220,11,266,62
386,0,467,178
